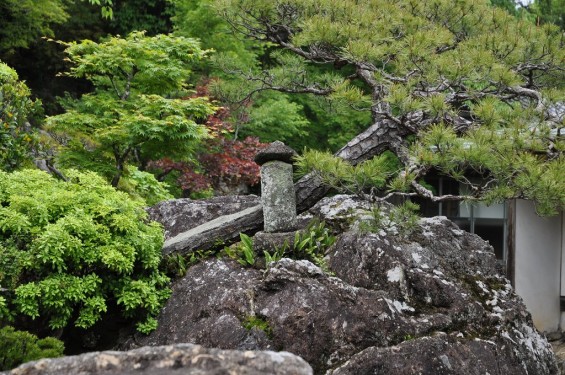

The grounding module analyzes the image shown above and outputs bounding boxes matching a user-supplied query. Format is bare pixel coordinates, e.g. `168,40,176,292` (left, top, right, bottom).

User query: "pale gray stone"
162,205,263,256
6,344,312,375
261,160,297,233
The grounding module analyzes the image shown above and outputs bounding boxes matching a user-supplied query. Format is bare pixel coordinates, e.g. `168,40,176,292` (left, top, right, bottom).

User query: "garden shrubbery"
0,169,170,335
0,326,64,371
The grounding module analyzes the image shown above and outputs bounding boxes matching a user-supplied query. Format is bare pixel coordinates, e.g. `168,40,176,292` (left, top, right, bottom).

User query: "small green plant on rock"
241,315,273,339
360,201,420,238
237,233,256,266
164,253,188,278
263,247,285,267
222,233,255,266
391,201,421,236
266,220,336,272
224,221,335,271
164,249,216,279
292,220,335,271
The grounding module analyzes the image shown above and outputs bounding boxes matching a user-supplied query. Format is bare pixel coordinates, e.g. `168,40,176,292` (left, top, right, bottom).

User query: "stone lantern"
254,141,298,233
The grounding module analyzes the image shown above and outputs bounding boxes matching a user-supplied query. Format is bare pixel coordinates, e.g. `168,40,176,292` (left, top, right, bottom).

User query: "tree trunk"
112,147,131,188
296,119,403,212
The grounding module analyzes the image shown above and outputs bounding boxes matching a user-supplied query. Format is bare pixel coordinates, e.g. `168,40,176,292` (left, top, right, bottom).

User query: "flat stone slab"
148,196,261,239
162,205,263,256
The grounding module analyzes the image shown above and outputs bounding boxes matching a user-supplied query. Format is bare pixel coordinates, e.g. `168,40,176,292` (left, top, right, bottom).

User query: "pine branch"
504,85,544,111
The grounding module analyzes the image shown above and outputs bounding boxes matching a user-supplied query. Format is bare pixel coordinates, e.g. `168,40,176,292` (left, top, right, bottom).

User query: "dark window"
415,176,507,260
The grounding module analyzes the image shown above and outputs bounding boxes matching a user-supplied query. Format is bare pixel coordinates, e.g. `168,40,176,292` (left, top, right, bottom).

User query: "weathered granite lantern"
254,141,298,233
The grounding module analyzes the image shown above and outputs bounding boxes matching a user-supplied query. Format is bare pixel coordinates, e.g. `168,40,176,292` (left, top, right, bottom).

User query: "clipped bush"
0,169,170,334
0,326,64,371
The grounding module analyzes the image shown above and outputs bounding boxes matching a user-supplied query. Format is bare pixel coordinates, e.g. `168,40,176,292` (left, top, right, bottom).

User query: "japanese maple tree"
149,86,266,196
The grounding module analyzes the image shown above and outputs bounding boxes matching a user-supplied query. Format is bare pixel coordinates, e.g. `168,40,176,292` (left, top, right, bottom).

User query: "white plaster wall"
562,216,565,331
562,214,565,298
514,200,563,333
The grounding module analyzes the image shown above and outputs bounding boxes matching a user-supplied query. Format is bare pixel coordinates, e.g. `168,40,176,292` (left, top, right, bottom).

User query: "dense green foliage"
120,167,174,205
110,0,172,35
0,326,64,371
169,0,259,70
218,0,565,215
168,0,369,152
493,0,565,30
296,150,400,197
533,0,565,29
0,0,116,56
0,62,41,171
46,32,217,187
0,169,170,334
0,0,68,53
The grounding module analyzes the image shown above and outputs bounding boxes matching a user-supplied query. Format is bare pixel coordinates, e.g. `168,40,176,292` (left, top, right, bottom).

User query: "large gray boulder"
129,195,557,374
5,344,312,375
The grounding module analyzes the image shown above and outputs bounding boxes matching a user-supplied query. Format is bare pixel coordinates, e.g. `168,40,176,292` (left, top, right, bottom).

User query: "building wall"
514,200,563,333
560,216,565,331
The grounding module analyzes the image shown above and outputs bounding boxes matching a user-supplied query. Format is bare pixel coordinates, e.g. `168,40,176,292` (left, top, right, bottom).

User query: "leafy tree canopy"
525,0,565,30
0,62,42,172
167,0,367,152
148,101,266,197
0,169,170,334
0,0,115,56
169,0,260,70
46,32,217,187
218,0,565,215
0,0,68,53
498,0,565,30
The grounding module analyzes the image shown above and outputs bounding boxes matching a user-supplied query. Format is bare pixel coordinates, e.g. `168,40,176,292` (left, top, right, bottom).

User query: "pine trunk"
296,119,403,212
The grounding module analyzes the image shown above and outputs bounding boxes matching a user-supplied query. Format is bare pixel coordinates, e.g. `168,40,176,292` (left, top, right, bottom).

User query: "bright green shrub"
0,169,170,334
118,167,174,206
0,326,64,371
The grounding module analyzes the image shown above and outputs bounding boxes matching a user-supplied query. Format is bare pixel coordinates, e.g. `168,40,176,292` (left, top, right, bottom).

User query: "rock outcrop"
127,195,557,374
5,344,312,375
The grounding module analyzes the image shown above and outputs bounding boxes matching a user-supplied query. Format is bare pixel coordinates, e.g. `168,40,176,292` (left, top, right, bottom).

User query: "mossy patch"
241,315,273,339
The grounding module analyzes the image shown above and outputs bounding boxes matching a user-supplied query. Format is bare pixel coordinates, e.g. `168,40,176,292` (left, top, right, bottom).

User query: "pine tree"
216,0,565,215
